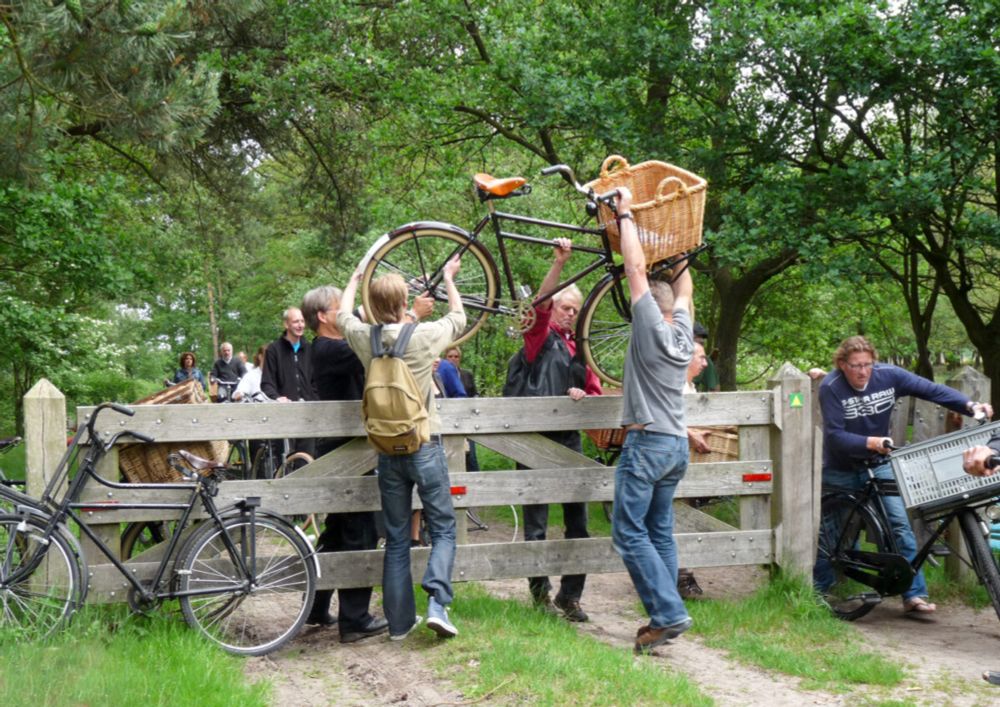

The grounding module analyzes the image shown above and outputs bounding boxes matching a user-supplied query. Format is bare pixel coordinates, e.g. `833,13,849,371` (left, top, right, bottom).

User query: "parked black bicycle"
0,403,318,655
818,420,1000,622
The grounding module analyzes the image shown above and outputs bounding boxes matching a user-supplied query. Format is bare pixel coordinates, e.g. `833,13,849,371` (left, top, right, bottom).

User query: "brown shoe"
554,594,589,622
532,592,559,616
678,571,704,599
634,617,693,653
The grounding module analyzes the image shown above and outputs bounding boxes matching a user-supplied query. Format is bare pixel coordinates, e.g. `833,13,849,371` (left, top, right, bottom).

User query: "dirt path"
246,530,1000,706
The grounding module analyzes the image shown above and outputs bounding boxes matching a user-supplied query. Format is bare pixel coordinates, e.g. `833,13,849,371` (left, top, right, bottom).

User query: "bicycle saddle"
473,172,527,197
178,448,227,472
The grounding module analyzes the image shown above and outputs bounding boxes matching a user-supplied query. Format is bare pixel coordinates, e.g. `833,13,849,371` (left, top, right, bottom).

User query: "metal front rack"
890,421,1000,513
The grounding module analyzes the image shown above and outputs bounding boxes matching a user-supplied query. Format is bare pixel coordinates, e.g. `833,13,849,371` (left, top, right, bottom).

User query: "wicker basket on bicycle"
689,426,739,463
585,388,627,450
584,155,707,265
117,379,228,483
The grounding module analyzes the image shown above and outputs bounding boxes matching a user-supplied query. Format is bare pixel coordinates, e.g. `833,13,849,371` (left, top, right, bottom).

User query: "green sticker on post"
789,392,804,408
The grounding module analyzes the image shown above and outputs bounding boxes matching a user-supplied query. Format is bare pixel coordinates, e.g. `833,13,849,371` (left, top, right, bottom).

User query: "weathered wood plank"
770,364,814,573
79,391,772,443
75,462,772,523
89,531,773,598
739,425,771,531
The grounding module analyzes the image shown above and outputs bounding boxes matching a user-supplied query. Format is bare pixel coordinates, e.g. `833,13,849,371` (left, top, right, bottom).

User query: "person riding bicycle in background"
815,335,993,614
962,428,1000,686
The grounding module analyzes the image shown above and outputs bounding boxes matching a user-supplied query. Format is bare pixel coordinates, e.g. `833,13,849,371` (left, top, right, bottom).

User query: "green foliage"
436,583,712,705
688,573,905,689
0,605,269,706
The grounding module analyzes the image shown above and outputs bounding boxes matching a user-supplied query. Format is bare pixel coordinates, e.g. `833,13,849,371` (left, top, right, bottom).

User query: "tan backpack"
362,323,430,454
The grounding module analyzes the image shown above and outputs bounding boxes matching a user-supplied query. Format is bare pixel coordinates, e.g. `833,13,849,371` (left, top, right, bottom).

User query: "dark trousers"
520,430,588,602
311,510,380,631
310,436,380,630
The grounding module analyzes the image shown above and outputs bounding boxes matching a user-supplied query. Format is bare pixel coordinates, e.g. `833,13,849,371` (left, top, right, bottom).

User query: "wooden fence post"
23,379,66,498
770,363,814,576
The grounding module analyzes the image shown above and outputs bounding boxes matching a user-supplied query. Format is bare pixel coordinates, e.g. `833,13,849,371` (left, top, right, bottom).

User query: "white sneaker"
389,615,423,641
426,597,458,638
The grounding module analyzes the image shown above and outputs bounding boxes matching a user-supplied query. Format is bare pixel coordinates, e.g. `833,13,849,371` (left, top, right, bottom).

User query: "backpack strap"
369,324,386,358
388,322,418,357
370,322,418,359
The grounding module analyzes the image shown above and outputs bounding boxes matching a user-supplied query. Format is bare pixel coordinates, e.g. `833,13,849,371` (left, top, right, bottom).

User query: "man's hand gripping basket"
584,155,707,265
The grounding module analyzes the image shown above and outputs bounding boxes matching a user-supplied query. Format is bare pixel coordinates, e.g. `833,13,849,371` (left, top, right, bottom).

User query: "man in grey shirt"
609,187,696,654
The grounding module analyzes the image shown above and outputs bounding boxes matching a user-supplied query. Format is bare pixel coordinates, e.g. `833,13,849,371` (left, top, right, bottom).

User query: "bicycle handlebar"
541,164,621,213
988,455,1000,471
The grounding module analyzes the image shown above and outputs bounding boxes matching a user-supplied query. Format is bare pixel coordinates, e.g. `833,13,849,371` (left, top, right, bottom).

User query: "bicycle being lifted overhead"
358,158,707,385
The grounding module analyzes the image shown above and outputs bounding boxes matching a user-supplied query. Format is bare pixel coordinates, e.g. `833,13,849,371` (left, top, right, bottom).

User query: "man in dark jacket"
299,285,388,641
261,307,317,456
210,342,247,401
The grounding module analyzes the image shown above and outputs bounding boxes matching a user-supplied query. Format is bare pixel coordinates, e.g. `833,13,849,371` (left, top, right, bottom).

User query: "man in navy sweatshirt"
815,335,992,613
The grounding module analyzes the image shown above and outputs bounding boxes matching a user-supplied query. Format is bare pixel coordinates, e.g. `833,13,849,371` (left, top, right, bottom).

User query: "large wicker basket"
689,426,739,464
585,388,627,450
118,380,228,483
584,155,707,264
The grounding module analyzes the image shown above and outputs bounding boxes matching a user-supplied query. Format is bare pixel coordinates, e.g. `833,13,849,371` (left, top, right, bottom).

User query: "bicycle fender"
386,221,473,240
216,505,322,579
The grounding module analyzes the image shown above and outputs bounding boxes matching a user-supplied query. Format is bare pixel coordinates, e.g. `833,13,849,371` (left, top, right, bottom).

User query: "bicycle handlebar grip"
110,403,136,417
987,455,1000,471
541,164,567,176
127,431,155,444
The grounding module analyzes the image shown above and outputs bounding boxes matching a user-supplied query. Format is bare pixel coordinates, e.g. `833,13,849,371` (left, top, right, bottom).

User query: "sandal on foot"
903,597,937,614
983,671,1000,685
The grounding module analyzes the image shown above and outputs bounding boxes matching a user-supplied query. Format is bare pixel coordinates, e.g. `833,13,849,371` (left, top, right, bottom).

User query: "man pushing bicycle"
814,335,992,614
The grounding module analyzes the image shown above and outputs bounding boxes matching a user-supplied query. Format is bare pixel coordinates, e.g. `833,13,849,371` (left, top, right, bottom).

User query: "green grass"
0,605,269,706
687,573,905,691
420,583,712,706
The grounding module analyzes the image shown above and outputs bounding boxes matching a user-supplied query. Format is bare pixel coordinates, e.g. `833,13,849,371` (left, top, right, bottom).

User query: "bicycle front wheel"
0,513,81,640
176,515,316,656
361,225,499,346
577,272,632,386
816,494,892,621
958,508,1000,623
121,520,170,560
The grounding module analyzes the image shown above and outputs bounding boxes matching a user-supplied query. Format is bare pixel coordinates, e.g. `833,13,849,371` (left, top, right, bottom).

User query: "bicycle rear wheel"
577,271,632,386
816,494,893,621
176,514,316,656
958,508,1000,623
361,225,498,346
0,513,81,640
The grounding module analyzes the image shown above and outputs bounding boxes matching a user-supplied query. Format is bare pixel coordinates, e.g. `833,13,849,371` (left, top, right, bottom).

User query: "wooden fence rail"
24,364,816,603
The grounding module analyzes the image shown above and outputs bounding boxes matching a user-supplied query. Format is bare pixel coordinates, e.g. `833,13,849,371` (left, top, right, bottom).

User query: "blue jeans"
377,441,456,635
611,430,690,628
814,463,928,601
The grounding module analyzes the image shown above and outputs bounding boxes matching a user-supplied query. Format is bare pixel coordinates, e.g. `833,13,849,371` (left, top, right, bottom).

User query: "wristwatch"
618,212,634,221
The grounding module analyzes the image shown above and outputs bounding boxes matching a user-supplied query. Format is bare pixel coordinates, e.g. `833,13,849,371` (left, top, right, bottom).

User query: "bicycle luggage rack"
889,420,1000,513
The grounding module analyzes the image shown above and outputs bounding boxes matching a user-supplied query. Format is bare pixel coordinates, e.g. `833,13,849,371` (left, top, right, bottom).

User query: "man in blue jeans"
609,187,696,653
338,256,465,641
814,335,992,613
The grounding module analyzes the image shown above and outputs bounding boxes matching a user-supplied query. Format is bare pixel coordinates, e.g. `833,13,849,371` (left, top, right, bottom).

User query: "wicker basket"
689,426,739,463
584,155,707,264
585,388,627,451
118,380,228,483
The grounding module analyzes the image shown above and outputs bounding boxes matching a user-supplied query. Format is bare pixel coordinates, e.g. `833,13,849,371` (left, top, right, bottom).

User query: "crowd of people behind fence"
162,189,997,663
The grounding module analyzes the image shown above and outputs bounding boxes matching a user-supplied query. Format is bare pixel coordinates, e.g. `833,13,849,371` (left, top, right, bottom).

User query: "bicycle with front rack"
0,403,318,655
817,419,1000,622
358,163,705,386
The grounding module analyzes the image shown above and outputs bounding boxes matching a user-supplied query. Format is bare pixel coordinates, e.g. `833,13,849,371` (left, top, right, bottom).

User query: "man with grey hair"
610,187,696,654
298,284,389,639
504,237,602,622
